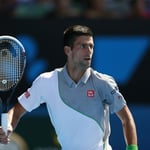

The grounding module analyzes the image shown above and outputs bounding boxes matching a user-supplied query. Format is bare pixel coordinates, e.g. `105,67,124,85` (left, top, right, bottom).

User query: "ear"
64,46,71,56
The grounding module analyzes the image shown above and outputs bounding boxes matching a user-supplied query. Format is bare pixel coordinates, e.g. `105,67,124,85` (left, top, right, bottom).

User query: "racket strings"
0,40,25,91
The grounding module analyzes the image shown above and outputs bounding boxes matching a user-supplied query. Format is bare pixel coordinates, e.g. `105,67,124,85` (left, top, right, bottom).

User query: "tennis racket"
0,35,26,134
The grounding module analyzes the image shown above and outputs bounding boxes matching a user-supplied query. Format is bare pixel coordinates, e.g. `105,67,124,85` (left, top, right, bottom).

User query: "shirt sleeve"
18,75,45,112
102,74,126,114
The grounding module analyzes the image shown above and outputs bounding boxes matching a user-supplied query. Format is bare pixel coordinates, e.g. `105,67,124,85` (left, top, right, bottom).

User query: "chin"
83,65,91,70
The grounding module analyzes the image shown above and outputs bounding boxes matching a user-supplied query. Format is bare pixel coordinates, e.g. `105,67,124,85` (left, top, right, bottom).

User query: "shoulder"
39,68,63,79
33,69,61,84
39,71,56,79
91,69,118,88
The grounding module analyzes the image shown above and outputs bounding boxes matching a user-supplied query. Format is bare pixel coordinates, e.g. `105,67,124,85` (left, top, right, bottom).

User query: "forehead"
74,35,94,44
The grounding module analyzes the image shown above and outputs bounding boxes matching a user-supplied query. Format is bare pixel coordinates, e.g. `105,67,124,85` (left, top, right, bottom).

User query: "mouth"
84,57,91,61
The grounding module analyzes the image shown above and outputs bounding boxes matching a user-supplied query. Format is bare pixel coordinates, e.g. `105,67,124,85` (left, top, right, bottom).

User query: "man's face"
68,35,94,70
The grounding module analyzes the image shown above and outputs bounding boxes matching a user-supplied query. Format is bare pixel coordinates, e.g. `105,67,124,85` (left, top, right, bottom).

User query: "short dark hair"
63,25,93,47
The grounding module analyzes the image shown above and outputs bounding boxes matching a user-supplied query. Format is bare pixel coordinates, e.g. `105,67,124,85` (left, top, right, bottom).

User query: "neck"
66,64,87,83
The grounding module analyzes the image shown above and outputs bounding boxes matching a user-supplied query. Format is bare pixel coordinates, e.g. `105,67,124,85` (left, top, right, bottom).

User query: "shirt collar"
62,65,91,87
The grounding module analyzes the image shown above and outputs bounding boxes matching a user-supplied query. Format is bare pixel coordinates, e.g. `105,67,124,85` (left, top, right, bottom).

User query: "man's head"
63,25,93,48
63,25,94,71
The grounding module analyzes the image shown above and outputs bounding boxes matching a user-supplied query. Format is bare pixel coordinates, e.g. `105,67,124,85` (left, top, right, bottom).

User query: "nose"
88,44,93,50
83,45,93,53
86,45,93,54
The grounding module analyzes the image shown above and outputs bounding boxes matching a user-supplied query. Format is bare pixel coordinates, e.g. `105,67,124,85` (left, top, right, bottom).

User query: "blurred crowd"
0,0,150,19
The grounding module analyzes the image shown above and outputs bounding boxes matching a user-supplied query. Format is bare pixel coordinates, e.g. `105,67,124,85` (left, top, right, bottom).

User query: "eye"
80,44,86,49
89,44,94,49
79,44,94,49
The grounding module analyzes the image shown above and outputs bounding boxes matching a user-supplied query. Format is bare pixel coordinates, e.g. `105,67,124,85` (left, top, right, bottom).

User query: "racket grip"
1,113,8,134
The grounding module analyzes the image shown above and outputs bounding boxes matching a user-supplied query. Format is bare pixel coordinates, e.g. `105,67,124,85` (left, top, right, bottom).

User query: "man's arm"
117,105,138,149
0,102,26,144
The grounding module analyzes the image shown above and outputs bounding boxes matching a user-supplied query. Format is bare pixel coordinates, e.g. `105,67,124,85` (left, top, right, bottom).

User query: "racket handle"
1,113,8,134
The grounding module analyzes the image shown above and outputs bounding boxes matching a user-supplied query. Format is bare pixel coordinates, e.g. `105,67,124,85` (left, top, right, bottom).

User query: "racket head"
0,35,26,91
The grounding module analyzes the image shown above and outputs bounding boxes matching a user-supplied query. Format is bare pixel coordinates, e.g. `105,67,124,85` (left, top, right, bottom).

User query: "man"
0,25,138,150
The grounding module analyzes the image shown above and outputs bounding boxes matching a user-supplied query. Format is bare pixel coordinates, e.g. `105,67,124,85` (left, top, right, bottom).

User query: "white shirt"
18,67,126,150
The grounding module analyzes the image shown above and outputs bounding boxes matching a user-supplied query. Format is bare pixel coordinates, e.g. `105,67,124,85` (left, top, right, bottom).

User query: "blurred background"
0,0,150,149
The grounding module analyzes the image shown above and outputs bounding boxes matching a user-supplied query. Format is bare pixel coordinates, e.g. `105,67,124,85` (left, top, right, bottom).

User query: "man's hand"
0,126,12,144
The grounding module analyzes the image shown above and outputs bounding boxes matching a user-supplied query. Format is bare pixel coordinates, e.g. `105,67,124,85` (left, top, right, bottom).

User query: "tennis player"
0,25,138,150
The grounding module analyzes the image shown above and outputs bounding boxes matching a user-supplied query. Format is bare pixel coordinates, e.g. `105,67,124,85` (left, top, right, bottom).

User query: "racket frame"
0,35,26,134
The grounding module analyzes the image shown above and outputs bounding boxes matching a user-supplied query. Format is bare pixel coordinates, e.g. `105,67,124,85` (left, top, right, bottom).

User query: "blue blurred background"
1,1,150,148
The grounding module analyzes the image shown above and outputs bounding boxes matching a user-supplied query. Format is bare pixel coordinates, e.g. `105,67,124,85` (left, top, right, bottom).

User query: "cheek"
71,51,81,62
72,49,79,56
91,50,94,55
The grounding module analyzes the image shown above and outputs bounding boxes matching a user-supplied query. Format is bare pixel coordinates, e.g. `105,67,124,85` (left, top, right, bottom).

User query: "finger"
0,131,6,137
0,137,9,144
0,127,5,133
0,130,7,137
